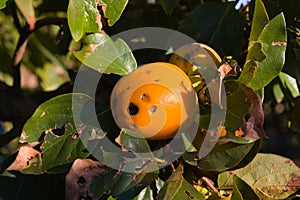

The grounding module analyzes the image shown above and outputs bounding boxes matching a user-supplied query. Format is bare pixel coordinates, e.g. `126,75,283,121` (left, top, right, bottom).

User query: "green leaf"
221,80,266,143
199,141,257,172
218,153,300,199
119,129,152,154
0,0,8,9
239,13,287,90
112,169,158,199
249,0,269,41
232,176,259,200
157,164,205,200
15,0,36,30
67,0,101,42
224,80,252,132
132,186,153,200
36,62,70,92
73,33,137,75
90,159,158,199
100,0,128,26
279,72,300,98
178,2,245,57
273,83,284,103
20,93,94,173
90,167,120,199
160,0,179,15
67,0,84,42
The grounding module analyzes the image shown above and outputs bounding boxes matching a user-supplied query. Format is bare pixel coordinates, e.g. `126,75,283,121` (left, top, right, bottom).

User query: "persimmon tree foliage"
0,0,299,199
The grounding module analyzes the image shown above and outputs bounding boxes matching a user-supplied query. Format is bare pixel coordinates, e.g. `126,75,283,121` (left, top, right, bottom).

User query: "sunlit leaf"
73,33,137,75
19,94,95,173
100,0,128,26
273,83,284,103
218,153,300,199
67,0,101,42
0,0,8,9
279,72,300,98
249,0,269,41
239,13,287,90
36,62,70,92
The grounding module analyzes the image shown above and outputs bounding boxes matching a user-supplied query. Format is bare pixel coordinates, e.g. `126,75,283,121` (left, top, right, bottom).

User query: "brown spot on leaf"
272,41,287,46
243,86,268,139
7,144,42,174
235,128,244,137
65,159,107,200
86,44,98,53
40,111,46,118
287,174,300,191
21,130,28,140
218,62,238,79
72,132,79,139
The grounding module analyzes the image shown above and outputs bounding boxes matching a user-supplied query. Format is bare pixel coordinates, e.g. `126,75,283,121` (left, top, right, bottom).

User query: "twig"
200,176,222,197
12,16,67,90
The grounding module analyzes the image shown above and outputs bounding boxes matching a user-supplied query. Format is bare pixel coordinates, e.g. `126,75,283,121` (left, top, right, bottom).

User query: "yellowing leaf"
218,153,300,199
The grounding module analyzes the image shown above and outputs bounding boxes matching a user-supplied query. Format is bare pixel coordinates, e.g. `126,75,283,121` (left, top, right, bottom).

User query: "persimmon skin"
110,62,198,140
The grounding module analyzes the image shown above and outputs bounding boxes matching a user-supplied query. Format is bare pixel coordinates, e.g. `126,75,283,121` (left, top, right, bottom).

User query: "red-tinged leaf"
65,159,108,200
7,144,42,175
221,80,266,144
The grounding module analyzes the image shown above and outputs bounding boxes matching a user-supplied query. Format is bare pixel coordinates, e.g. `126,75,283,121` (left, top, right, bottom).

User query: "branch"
12,17,68,90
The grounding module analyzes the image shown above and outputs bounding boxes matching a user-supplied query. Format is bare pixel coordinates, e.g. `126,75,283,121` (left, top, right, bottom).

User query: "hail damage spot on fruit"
128,103,139,115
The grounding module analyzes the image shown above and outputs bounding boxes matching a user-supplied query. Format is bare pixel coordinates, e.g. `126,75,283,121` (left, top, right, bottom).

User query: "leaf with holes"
221,80,266,144
19,93,99,173
239,13,287,90
218,153,300,199
99,0,128,26
73,33,137,75
90,158,158,199
67,0,102,42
